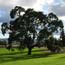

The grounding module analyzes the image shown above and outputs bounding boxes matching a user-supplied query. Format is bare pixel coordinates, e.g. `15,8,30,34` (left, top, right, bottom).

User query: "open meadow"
0,48,65,65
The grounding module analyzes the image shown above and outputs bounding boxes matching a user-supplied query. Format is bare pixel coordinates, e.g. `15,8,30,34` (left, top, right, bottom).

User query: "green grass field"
0,48,65,65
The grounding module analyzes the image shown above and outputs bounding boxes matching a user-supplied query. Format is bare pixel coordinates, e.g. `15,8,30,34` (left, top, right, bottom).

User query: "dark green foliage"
60,29,65,46
1,6,64,54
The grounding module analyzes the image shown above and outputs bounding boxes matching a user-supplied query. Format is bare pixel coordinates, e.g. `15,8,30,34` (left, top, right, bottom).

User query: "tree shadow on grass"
0,49,57,64
58,54,65,59
0,48,48,56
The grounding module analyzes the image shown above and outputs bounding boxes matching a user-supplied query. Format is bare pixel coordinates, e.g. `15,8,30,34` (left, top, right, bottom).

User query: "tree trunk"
28,47,32,55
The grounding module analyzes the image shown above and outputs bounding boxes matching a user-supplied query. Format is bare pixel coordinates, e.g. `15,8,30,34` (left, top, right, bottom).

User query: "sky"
0,0,65,39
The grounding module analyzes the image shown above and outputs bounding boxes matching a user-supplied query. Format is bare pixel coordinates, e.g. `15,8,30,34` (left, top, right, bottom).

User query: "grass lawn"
0,48,65,65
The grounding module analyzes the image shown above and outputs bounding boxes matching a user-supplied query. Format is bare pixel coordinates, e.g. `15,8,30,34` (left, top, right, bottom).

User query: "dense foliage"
1,6,64,55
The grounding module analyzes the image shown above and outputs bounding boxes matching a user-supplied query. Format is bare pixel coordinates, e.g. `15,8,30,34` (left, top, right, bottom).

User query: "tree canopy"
1,6,64,55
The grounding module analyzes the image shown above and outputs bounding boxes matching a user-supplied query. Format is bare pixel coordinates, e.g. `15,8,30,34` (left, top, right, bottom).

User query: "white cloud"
0,33,9,39
48,0,65,16
0,0,54,11
59,16,65,21
50,4,65,16
46,0,54,5
0,0,37,9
